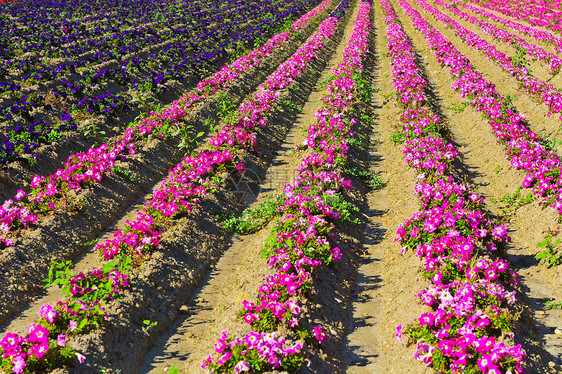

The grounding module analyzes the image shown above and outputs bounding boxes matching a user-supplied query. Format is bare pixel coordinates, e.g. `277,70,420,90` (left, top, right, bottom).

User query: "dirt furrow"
0,1,338,330
391,0,562,369
403,0,562,144
137,3,367,372
429,0,562,89
342,2,432,372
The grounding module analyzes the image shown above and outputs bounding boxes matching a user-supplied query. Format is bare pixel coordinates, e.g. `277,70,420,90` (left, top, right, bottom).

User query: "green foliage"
390,130,406,144
446,100,470,113
216,90,237,120
344,165,384,190
490,186,535,216
322,193,360,223
222,193,286,234
111,165,136,181
536,232,562,267
44,257,132,303
171,123,205,150
546,299,562,309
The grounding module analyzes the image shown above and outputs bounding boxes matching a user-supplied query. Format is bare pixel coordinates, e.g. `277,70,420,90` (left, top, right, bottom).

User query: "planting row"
382,0,526,372
0,0,313,166
450,0,562,54
0,0,331,249
202,1,371,371
435,0,562,74
398,0,562,219
0,0,335,333
418,0,562,122
467,0,562,34
0,0,347,371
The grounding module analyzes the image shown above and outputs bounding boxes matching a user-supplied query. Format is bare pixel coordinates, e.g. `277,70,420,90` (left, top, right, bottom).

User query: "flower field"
0,0,562,372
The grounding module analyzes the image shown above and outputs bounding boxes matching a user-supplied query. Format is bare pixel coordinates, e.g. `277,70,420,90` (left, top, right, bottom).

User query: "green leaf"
536,251,549,259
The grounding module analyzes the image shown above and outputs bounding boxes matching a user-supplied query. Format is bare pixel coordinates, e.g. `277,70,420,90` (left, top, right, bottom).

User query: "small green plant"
390,130,406,144
277,97,301,112
347,136,366,148
545,137,562,153
167,365,180,374
83,122,106,139
204,118,217,133
322,193,360,224
216,91,237,119
536,232,562,267
171,124,205,150
490,186,535,215
222,193,286,234
446,100,470,113
111,165,136,182
512,47,530,70
546,300,562,309
344,165,384,190
143,319,158,333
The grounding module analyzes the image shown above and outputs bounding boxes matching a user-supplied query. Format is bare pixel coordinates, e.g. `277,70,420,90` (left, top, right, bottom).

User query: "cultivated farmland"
0,0,561,372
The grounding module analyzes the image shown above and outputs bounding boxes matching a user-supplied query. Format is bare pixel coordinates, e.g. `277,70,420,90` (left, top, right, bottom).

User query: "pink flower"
234,361,250,372
57,334,67,347
313,326,326,342
12,355,26,374
14,190,25,201
76,353,86,364
68,320,78,332
396,325,403,341
216,352,232,365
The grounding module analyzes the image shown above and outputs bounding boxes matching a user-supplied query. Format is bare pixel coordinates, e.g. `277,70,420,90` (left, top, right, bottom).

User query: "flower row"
435,0,562,74
203,1,373,372
453,0,562,54
418,0,562,118
0,0,334,250
404,0,562,216
467,0,562,34
0,3,344,372
0,0,310,164
382,0,526,372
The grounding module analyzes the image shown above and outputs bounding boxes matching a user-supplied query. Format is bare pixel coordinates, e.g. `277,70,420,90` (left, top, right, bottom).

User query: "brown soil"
393,0,562,370
0,0,335,331
3,0,562,372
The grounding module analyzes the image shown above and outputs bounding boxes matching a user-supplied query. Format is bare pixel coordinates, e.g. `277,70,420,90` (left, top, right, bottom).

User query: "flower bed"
417,0,562,118
0,0,333,250
0,3,347,372
389,0,562,219
202,1,376,371
382,0,526,371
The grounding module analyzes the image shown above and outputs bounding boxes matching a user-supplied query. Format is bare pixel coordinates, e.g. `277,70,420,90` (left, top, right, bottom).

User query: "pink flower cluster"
452,0,562,54
204,2,372,371
0,0,333,249
434,0,562,73
418,0,562,112
467,0,562,34
202,330,303,372
68,268,130,299
0,303,85,374
209,17,340,149
0,198,35,248
383,0,526,372
1,326,51,373
401,0,562,216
